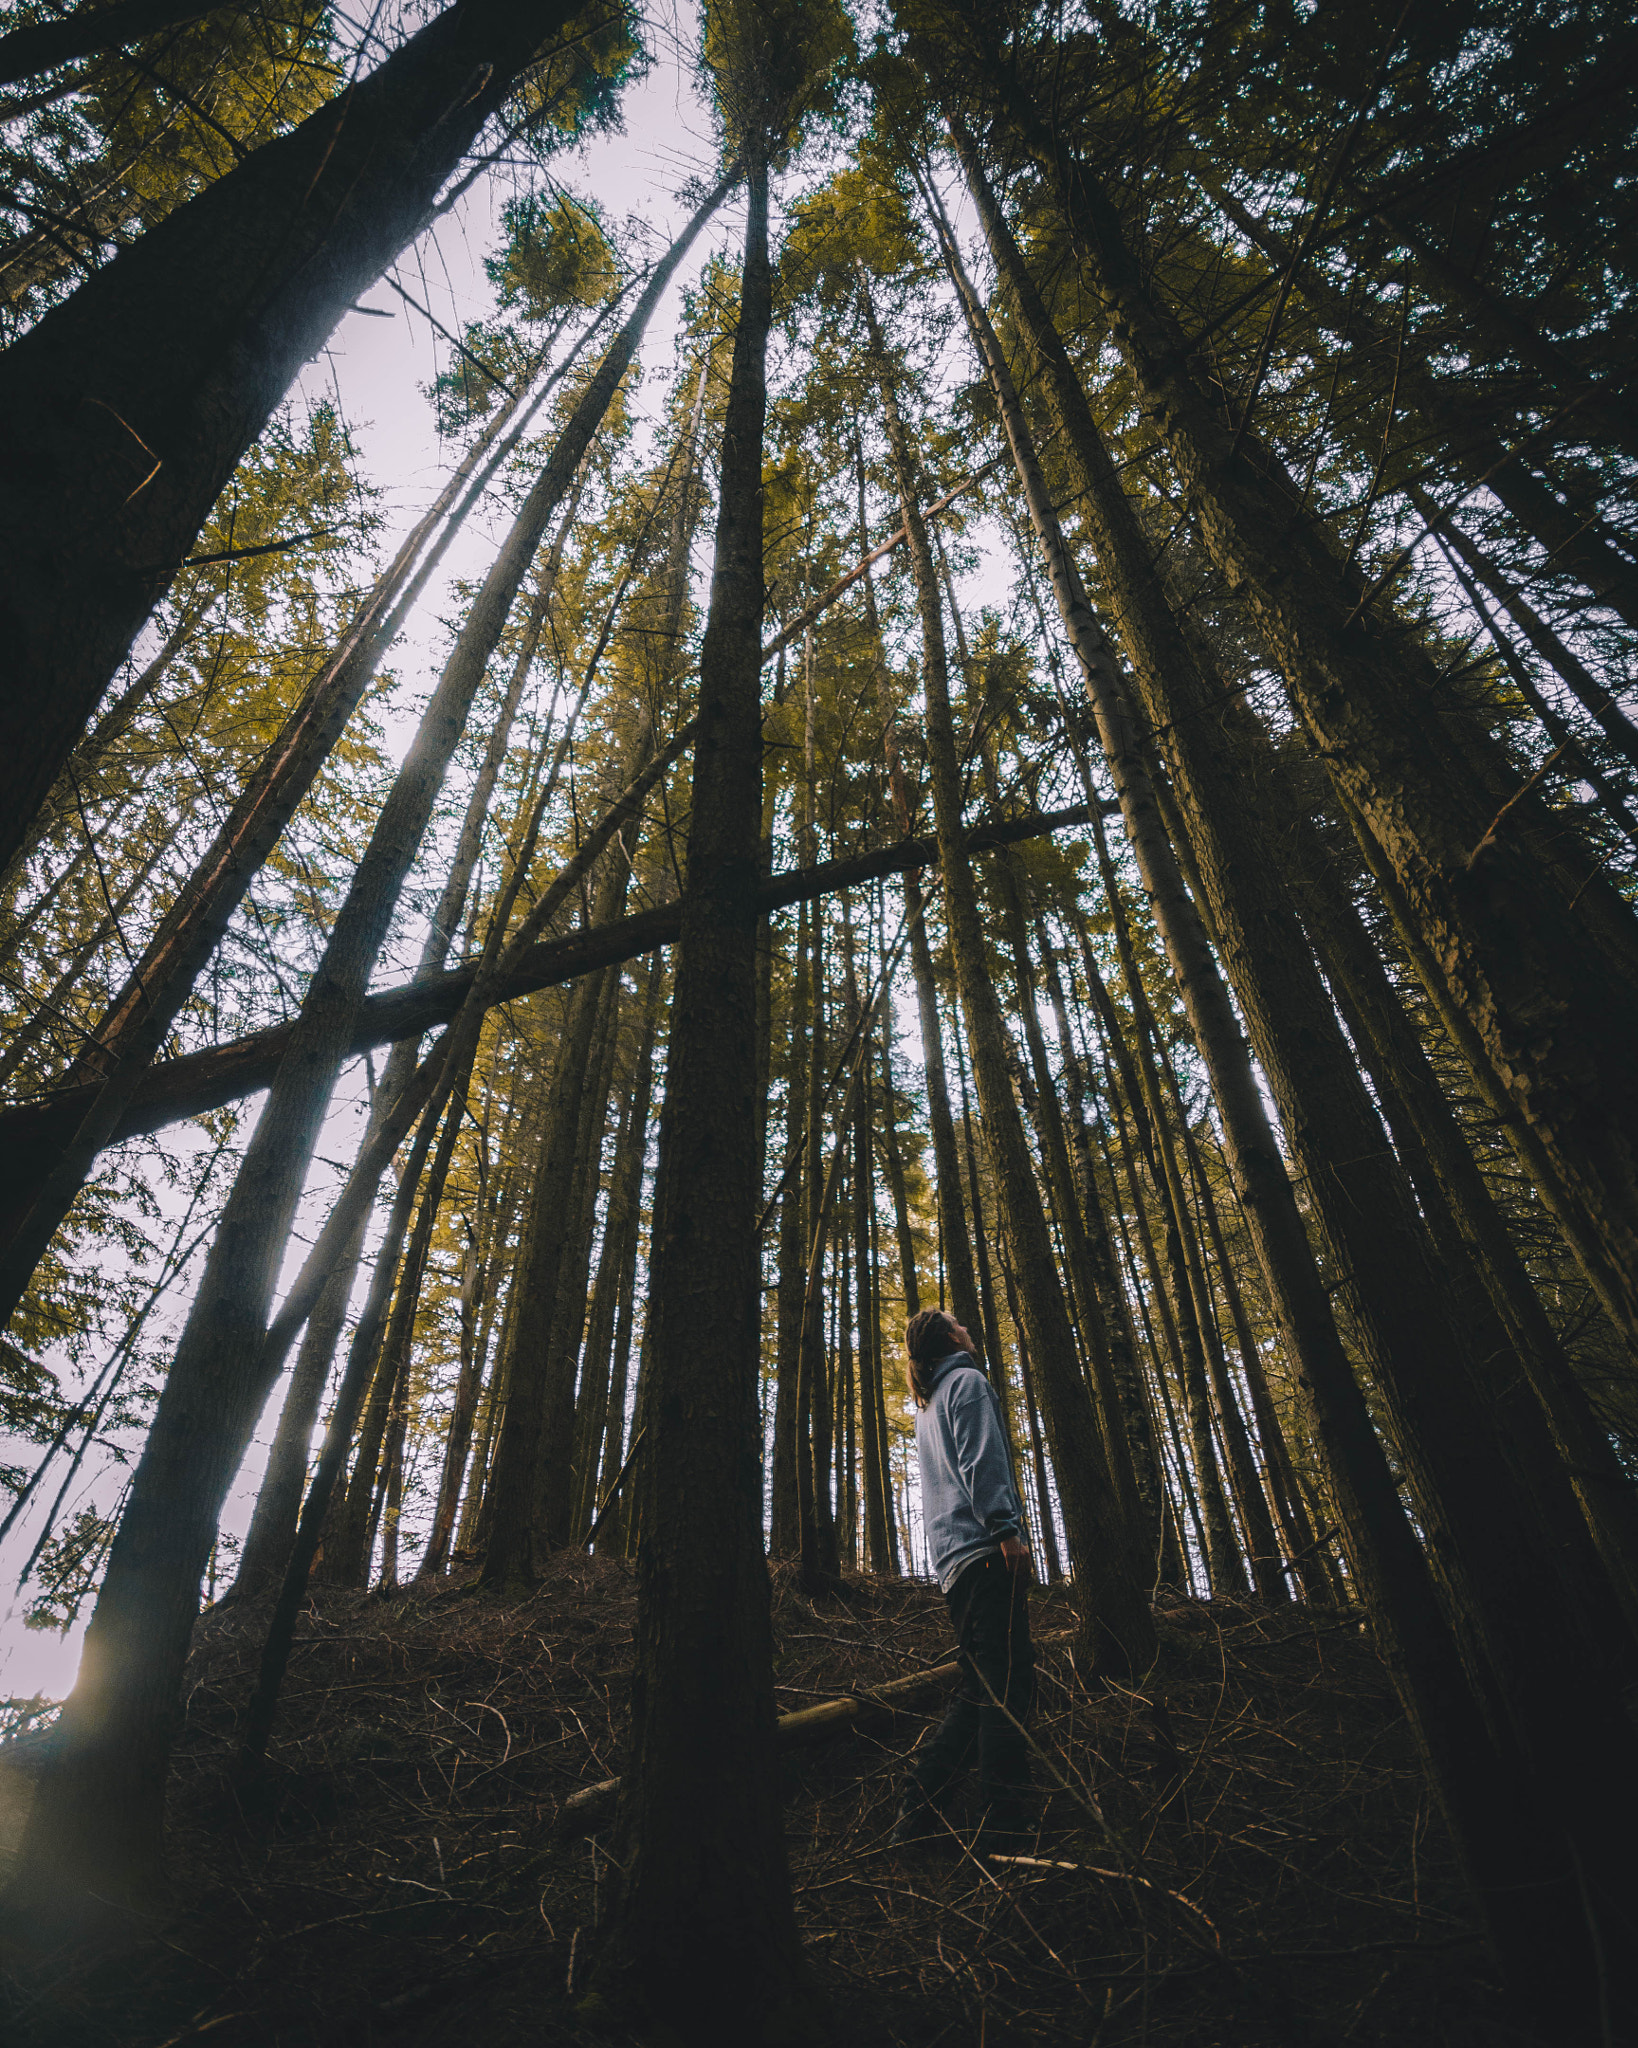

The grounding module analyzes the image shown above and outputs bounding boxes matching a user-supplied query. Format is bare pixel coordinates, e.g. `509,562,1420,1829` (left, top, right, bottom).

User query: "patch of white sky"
0,5,1088,1697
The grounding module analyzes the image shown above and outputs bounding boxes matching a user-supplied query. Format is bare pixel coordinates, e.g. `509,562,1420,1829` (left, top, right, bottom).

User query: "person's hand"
999,1534,1032,1578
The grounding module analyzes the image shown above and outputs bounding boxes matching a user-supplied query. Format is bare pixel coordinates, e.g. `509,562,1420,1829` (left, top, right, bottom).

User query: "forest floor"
0,1555,1516,2046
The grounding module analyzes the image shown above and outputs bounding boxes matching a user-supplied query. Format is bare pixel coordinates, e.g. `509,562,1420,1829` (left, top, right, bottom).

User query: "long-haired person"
890,1309,1035,1854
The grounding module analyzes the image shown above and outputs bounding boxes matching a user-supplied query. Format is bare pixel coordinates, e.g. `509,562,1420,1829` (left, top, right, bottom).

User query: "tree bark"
231,533,564,1598
950,108,1638,2020
1035,930,1168,1567
4,184,730,1906
1199,176,1638,634
0,0,590,873
988,92,1638,1365
770,902,810,1558
0,182,724,1332
861,270,1155,1675
853,1016,893,1575
0,802,1106,1169
590,154,817,2037
329,1059,470,1585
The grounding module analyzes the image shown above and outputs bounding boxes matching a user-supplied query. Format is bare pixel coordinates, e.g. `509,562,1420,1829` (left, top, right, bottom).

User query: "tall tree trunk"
981,755,1146,1533
1182,1119,1326,1605
902,876,983,1343
1431,533,1638,856
584,962,661,1549
1119,935,1248,1598
590,153,816,2037
533,963,625,1548
0,833,167,1095
950,1033,1010,1436
570,992,645,1540
1276,793,1638,1634
1010,1287,1064,1585
770,903,810,1558
865,1144,900,1574
330,1061,470,1585
1197,176,1638,634
5,184,730,1907
984,90,1638,1367
860,271,1155,1676
0,0,591,872
1429,513,1638,778
854,1026,892,1574
877,994,922,1326
0,183,728,1337
1153,1028,1289,1600
230,541,565,1598
835,1207,857,1570
433,1110,526,1573
1035,930,1168,1566
949,103,1638,2023
479,959,614,1591
1096,1080,1207,1584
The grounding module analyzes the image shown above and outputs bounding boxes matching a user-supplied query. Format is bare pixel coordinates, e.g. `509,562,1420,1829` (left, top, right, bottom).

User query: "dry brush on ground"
1,1561,1500,2045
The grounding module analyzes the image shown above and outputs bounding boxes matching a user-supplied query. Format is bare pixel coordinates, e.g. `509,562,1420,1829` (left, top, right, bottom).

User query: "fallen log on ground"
555,1655,963,1841
554,1627,1079,1841
1,804,1107,1170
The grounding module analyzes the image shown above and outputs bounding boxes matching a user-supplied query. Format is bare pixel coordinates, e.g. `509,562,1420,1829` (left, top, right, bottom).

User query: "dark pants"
912,1551,1035,1814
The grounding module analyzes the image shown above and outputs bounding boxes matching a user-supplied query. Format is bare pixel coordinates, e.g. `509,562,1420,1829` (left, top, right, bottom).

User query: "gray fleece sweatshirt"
916,1352,1023,1592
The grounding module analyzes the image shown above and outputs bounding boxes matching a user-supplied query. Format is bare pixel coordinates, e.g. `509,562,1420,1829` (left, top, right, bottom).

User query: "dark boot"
891,1697,979,1849
974,1702,1035,1858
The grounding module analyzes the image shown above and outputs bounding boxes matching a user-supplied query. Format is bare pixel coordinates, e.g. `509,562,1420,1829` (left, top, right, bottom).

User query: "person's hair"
905,1309,959,1408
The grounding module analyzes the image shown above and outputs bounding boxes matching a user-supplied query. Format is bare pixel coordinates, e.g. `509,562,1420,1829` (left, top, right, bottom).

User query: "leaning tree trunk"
0,181,729,1340
979,743,1148,1539
1197,177,1638,635
589,154,818,2038
860,272,1156,1676
0,377,556,1275
1151,1020,1289,1601
479,950,618,1591
231,551,563,1598
328,1067,472,1586
1035,932,1168,1570
7,184,730,1910
0,0,588,873
949,114,1638,2030
988,88,1638,1365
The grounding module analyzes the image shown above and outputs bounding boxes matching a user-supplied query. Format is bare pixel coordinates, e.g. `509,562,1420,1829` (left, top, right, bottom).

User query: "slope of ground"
0,1558,1510,2044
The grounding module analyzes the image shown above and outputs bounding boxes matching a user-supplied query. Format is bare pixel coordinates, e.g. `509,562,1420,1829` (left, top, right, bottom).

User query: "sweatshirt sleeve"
944,1371,1022,1541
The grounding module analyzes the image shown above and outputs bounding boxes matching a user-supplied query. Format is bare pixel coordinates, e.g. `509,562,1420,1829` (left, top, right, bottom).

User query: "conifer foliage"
0,1,1635,2039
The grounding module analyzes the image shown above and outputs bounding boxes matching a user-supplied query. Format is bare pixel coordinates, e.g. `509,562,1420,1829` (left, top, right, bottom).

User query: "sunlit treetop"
488,191,622,321
702,0,857,168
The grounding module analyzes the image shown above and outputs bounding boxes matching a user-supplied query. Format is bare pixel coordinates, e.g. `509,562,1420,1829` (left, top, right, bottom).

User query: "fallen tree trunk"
0,804,1105,1167
557,1626,1076,1840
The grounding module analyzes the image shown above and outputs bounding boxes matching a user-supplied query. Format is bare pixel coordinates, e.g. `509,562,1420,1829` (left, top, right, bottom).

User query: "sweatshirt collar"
928,1349,979,1392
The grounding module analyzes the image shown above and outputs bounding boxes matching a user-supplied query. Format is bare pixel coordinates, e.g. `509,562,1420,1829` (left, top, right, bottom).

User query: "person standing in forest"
891,1309,1036,1855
